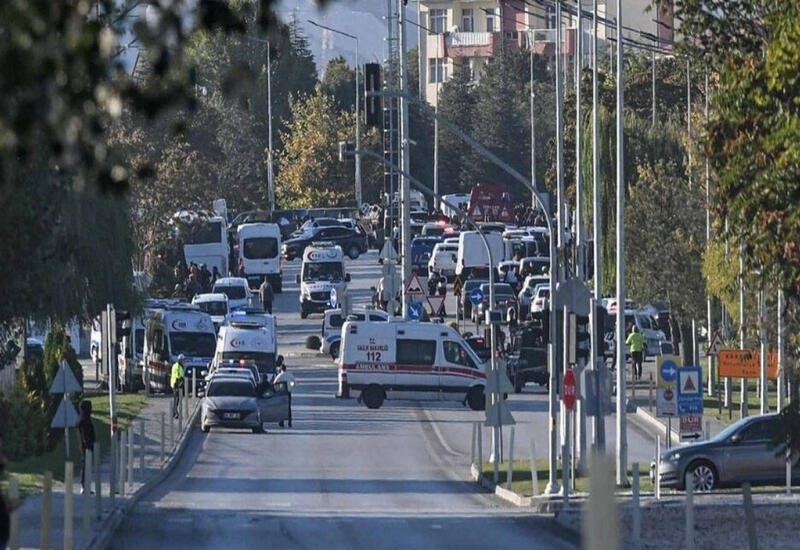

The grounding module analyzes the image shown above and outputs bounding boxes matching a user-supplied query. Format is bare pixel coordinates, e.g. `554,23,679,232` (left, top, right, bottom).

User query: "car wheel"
330,341,340,360
466,385,485,411
348,246,360,260
362,384,385,409
686,460,717,492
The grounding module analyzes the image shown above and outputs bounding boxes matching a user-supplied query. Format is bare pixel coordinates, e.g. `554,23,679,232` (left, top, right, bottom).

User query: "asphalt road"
111,251,577,549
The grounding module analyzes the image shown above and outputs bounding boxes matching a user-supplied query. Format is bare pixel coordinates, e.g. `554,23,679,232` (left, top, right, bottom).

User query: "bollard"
119,430,127,496
109,432,116,505
161,411,166,463
178,401,184,434
655,436,661,500
8,476,19,550
83,450,92,538
506,426,516,490
649,373,654,412
685,473,695,550
529,438,539,496
582,453,618,550
192,368,197,402
41,471,52,550
93,442,101,520
705,420,711,440
632,463,641,548
183,376,189,419
786,448,792,496
170,410,175,450
470,422,477,468
139,418,145,474
64,461,74,550
127,427,134,485
145,366,150,397
477,426,483,481
742,483,758,550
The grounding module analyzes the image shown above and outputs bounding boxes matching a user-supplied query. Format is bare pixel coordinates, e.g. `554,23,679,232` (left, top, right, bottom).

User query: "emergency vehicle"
296,242,351,319
467,183,514,223
143,304,217,393
117,313,146,392
212,319,278,384
320,307,389,359
338,320,487,410
237,222,283,291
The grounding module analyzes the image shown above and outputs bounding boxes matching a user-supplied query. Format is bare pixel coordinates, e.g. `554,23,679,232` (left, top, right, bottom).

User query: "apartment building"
418,0,675,106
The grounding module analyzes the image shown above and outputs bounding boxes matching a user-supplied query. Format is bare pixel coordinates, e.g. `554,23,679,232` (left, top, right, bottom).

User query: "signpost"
679,415,703,442
718,349,778,379
677,365,703,415
407,301,423,321
656,355,678,417
563,368,577,411
426,295,445,317
49,360,82,459
404,273,426,298
453,276,463,297
329,287,338,309
469,287,484,306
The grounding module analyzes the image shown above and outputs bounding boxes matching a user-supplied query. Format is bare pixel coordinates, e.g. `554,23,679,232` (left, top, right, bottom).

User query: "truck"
467,183,514,224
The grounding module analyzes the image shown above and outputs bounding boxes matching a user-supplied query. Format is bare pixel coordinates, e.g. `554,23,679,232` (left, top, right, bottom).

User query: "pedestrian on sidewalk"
77,400,96,494
626,326,645,380
272,363,295,428
259,276,274,314
171,354,185,419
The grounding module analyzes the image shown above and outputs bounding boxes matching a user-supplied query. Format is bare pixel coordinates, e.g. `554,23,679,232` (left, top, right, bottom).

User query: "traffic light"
364,63,382,127
115,310,131,341
574,314,590,361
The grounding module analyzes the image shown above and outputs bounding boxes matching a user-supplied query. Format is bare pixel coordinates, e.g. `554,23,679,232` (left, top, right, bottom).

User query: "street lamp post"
308,20,362,207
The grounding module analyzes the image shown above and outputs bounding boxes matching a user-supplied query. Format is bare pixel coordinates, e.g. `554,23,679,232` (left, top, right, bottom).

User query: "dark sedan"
282,225,367,261
473,283,517,325
652,414,800,491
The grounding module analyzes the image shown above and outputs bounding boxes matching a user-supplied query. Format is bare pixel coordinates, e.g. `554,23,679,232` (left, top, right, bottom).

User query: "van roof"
214,277,248,286
192,293,227,303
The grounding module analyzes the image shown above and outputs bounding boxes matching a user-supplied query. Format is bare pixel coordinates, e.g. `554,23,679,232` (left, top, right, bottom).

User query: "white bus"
182,214,229,275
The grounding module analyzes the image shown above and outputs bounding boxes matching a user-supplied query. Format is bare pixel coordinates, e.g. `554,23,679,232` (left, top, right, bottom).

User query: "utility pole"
555,0,566,279
575,0,584,281
590,0,605,452
759,285,768,414
398,0,411,316
777,289,785,411
433,32,440,200
615,0,627,487
266,41,275,211
740,241,747,418
417,0,424,103
355,38,362,207
530,32,537,205
704,67,713,396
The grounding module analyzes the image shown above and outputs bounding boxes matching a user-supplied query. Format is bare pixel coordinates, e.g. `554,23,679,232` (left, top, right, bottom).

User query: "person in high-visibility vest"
171,354,185,419
626,326,646,380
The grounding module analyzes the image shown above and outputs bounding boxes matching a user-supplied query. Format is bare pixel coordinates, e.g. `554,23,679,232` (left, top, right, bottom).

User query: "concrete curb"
85,402,201,550
632,406,680,447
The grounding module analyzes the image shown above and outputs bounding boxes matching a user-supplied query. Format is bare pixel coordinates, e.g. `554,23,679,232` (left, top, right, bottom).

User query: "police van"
338,320,487,410
296,242,351,319
143,304,217,393
211,319,279,385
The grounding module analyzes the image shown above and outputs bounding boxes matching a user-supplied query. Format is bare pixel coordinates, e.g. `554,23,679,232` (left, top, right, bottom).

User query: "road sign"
485,361,515,427
329,287,338,309
407,301,423,321
453,276,463,297
706,332,723,356
677,365,703,415
405,273,426,296
554,278,591,315
679,415,703,441
426,295,445,316
469,287,484,306
656,355,679,417
380,240,399,261
718,349,778,379
50,396,79,428
48,360,82,394
562,368,577,411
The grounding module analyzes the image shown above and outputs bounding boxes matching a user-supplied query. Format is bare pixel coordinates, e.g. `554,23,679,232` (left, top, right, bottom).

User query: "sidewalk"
12,390,200,550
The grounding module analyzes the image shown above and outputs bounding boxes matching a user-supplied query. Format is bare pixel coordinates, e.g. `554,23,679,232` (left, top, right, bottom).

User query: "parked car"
651,414,800,492
530,285,550,313
282,225,367,260
518,275,548,319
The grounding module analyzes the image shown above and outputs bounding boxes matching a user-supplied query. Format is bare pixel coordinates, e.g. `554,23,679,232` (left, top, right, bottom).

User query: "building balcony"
443,31,499,58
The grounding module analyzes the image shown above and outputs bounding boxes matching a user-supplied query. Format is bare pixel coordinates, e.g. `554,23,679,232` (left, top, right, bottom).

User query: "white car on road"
427,242,458,278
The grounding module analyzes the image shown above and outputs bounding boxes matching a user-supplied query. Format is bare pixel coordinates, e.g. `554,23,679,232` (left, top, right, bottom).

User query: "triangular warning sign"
427,295,445,315
706,332,723,356
48,360,82,394
471,204,482,217
405,273,426,296
380,240,399,261
683,375,696,393
50,396,80,428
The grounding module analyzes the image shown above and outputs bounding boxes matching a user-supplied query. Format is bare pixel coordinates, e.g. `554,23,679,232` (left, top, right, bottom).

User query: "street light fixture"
307,19,362,207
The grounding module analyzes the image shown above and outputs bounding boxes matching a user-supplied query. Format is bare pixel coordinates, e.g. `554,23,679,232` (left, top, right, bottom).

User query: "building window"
461,8,474,32
429,58,447,83
546,6,556,29
485,9,497,32
429,8,446,34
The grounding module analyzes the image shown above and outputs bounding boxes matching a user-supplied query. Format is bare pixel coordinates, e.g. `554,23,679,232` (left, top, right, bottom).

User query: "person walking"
626,326,646,380
272,364,296,428
259,277,274,314
77,400,96,494
436,270,447,318
170,354,185,419
237,258,246,278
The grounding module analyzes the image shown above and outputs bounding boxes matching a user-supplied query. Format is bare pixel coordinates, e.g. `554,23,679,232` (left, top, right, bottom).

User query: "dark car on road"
283,225,367,261
473,283,517,324
652,414,800,491
459,279,488,321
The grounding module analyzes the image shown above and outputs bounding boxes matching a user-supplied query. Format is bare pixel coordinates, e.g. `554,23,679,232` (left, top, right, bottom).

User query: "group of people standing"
171,262,220,301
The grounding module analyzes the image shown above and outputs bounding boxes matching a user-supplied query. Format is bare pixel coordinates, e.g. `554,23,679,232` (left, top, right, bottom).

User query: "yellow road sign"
453,276,463,297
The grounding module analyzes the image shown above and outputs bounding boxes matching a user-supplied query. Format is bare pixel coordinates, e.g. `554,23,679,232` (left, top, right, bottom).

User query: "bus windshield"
186,221,223,245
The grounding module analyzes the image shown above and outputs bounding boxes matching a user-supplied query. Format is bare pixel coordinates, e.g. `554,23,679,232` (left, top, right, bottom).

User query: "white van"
428,242,458,278
192,293,229,331
118,314,146,392
143,304,217,393
338,320,487,410
296,242,351,319
440,193,470,218
456,231,504,278
212,320,278,385
212,277,253,311
237,223,283,292
321,307,389,359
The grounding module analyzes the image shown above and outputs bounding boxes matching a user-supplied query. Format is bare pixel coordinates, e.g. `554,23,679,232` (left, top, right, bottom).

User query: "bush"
0,382,50,461
305,335,321,350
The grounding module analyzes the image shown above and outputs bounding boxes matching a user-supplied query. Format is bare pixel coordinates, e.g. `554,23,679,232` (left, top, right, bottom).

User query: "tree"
321,57,357,112
437,61,476,195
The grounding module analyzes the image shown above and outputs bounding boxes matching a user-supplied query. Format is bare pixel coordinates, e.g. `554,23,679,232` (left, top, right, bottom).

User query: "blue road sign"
329,288,338,309
660,359,678,382
677,365,703,415
407,301,423,321
469,287,484,306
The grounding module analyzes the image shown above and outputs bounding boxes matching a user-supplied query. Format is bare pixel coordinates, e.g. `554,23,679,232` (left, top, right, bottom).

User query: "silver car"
201,376,290,433
652,414,799,491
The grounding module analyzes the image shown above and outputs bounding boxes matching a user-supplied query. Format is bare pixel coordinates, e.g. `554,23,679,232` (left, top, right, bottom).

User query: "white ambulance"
211,319,279,385
296,242,350,319
338,320,487,410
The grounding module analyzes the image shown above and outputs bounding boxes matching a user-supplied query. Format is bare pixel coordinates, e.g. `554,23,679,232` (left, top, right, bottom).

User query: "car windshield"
206,380,256,398
170,332,216,357
243,237,278,259
197,301,228,316
214,285,246,300
303,262,343,281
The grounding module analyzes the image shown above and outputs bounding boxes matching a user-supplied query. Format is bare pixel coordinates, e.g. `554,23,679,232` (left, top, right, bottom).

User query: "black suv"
283,225,368,261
